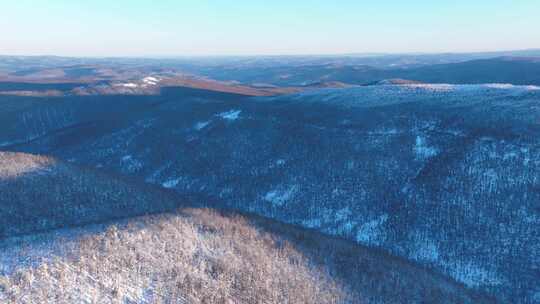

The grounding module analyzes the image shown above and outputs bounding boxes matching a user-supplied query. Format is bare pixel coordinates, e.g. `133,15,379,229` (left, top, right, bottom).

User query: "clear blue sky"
1,0,539,56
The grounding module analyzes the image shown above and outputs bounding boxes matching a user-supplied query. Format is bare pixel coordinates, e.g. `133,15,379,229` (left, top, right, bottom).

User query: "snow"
369,128,399,135
302,218,322,228
145,161,173,183
339,221,355,234
120,83,138,88
503,151,518,161
218,187,233,198
162,178,180,189
0,138,31,148
402,83,455,92
194,121,210,130
484,83,540,91
283,83,540,110
449,261,502,287
411,236,440,263
484,83,515,89
0,154,55,179
263,185,297,207
518,207,538,224
0,141,13,148
121,155,143,173
142,77,159,85
217,110,242,121
414,136,438,160
533,291,540,302
356,214,388,245
0,224,106,276
335,207,352,221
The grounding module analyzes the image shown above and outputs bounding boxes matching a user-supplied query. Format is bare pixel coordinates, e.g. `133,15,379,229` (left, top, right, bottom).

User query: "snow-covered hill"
1,84,539,302
0,152,491,303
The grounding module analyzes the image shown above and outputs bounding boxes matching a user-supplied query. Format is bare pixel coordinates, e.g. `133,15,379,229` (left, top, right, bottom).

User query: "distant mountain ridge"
192,57,540,87
2,53,540,94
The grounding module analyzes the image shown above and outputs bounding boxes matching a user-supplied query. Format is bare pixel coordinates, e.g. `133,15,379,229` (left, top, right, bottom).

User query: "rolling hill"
192,57,540,87
1,84,539,302
0,152,492,303
2,55,540,94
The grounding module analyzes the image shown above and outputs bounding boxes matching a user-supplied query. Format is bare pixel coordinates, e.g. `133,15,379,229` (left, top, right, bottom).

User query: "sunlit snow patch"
120,83,138,88
142,77,159,85
403,84,455,92
194,121,210,130
162,178,180,189
479,83,540,93
414,136,438,160
264,185,297,207
217,110,242,121
484,83,515,90
120,155,143,173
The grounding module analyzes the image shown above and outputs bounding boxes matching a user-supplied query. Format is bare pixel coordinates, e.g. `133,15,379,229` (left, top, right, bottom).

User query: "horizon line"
1,48,540,60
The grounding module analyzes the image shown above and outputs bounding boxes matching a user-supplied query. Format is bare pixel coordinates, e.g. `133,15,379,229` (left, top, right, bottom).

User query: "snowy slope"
1,85,539,302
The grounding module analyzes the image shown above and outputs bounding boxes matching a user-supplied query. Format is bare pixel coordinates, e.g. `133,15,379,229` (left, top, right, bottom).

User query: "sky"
1,0,539,57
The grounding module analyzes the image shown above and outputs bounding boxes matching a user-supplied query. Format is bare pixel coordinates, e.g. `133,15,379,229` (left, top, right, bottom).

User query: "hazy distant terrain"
184,57,540,87
1,54,540,303
2,51,540,94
